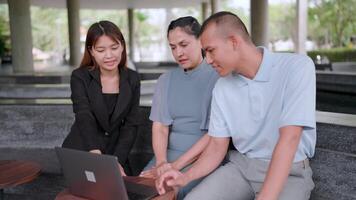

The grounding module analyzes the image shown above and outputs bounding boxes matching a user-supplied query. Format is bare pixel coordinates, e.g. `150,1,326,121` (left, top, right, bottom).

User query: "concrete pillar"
296,0,308,54
202,2,209,21
250,0,269,47
128,8,134,61
67,0,81,67
165,8,174,61
8,0,34,73
210,0,220,14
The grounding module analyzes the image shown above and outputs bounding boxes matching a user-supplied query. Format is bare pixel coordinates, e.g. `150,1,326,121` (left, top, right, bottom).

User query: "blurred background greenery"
0,0,355,63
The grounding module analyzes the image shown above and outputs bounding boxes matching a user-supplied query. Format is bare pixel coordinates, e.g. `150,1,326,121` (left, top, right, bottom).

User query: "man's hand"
155,169,188,195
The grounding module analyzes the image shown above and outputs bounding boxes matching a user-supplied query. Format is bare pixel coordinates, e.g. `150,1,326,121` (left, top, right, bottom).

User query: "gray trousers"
185,151,314,200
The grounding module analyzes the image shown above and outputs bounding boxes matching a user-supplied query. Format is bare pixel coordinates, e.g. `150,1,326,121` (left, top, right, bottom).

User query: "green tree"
221,0,249,29
31,7,68,52
269,3,296,42
80,9,128,38
309,0,356,47
0,5,10,57
133,10,160,61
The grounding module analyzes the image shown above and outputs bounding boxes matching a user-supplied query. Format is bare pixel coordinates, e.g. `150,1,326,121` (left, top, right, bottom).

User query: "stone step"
0,80,157,98
316,90,356,114
316,71,356,94
0,95,152,107
0,74,71,84
0,70,164,84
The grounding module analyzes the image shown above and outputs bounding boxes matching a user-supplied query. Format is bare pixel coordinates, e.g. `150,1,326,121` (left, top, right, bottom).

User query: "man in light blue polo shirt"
156,11,316,200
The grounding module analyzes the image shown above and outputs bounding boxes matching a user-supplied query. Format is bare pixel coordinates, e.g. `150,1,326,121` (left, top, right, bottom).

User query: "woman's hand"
89,149,102,154
140,167,158,179
140,162,176,179
140,161,171,179
156,163,174,177
118,163,127,176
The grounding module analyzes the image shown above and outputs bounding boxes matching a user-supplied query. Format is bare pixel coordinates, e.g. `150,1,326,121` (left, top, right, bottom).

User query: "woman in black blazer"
62,21,140,176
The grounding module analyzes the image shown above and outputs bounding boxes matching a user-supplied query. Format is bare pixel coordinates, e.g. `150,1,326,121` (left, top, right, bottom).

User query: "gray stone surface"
332,62,356,73
3,174,65,200
311,148,356,200
317,90,356,114
0,75,70,84
1,102,356,199
316,122,356,154
0,80,156,98
316,71,356,94
317,111,356,127
0,105,72,148
0,105,153,174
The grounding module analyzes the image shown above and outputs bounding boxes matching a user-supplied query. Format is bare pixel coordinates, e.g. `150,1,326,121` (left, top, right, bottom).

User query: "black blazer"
62,66,141,165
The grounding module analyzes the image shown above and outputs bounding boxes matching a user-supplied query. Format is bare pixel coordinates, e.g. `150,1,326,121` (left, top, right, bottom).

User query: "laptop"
55,147,158,200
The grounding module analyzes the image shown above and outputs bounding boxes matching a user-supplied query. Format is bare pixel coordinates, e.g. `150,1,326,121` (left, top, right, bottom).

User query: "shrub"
307,48,356,62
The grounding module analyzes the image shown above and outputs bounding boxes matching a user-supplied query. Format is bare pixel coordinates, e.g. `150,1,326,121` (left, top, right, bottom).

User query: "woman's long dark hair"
80,20,127,70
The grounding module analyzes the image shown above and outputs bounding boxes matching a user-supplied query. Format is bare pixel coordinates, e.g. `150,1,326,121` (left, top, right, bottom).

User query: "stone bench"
1,99,355,199
0,67,167,84
0,80,156,99
311,111,356,200
316,71,356,94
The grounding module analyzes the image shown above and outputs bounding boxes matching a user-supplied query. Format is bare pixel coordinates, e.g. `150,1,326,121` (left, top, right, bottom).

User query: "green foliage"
80,9,128,38
307,48,356,62
136,11,148,22
172,7,201,22
308,0,356,47
0,5,10,57
269,3,296,42
221,0,249,30
31,7,68,52
133,10,160,48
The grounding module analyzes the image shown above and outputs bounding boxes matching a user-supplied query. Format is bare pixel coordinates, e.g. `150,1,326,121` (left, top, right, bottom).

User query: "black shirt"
102,93,119,123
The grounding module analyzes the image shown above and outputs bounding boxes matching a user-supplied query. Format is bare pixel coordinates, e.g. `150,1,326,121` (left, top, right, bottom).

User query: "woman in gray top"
140,16,219,199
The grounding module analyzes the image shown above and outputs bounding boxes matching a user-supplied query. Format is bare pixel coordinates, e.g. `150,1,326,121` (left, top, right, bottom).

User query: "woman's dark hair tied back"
97,22,105,33
167,16,201,38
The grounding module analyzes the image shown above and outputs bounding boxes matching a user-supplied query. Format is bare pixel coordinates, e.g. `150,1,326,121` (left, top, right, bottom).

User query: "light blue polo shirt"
208,47,316,162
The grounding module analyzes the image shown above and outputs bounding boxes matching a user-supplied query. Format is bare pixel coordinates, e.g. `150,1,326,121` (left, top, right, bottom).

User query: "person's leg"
249,159,315,200
143,157,156,171
277,161,314,200
184,151,254,200
176,177,202,200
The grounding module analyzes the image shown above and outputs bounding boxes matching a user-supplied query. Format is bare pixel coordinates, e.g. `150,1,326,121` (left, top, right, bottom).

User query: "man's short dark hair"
199,11,251,42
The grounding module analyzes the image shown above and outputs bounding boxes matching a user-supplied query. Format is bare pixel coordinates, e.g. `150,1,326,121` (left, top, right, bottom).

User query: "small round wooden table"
0,160,41,200
55,176,176,200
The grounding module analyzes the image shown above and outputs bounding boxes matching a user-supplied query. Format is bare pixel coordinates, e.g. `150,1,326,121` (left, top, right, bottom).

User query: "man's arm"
256,126,302,200
156,136,229,195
